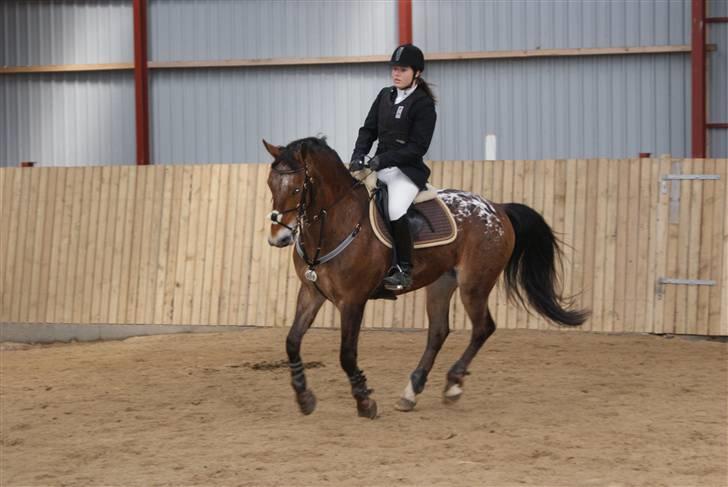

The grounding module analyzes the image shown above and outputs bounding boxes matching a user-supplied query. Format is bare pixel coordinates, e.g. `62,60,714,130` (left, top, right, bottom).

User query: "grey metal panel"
1,0,133,66
149,0,397,62
413,0,690,53
148,53,689,164
427,54,689,160
707,1,728,156
150,63,393,163
0,72,135,167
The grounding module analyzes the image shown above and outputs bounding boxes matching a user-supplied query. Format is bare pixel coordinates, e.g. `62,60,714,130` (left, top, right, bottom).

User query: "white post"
485,134,497,161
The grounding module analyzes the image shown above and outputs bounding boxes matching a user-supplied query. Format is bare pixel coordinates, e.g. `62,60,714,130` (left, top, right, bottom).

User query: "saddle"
357,170,457,249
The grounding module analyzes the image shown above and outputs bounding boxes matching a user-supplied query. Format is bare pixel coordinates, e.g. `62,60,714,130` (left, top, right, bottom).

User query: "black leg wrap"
289,360,307,393
410,368,428,394
447,360,468,383
348,369,373,399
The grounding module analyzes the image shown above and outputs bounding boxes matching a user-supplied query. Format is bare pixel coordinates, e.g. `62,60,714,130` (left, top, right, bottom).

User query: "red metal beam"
705,17,728,23
133,0,150,165
707,123,728,129
691,0,706,158
398,0,412,45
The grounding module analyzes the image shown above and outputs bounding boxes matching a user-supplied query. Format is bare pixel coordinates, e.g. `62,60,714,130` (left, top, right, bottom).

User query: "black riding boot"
383,215,413,291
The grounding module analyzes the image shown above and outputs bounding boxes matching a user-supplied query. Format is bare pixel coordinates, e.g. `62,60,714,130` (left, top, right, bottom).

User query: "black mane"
273,136,342,171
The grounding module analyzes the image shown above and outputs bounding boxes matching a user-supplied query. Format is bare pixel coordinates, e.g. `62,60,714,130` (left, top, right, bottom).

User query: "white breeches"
377,166,419,220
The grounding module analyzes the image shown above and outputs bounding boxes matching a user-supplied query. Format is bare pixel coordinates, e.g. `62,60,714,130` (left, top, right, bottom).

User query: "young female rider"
349,44,437,291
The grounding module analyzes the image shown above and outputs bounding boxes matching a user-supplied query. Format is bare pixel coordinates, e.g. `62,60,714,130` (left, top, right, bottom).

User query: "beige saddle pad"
355,169,458,249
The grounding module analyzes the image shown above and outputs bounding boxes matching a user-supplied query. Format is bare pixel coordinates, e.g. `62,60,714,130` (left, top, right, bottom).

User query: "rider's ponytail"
417,77,437,104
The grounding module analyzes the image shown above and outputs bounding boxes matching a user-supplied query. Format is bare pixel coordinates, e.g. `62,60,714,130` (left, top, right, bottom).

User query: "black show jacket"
351,86,436,190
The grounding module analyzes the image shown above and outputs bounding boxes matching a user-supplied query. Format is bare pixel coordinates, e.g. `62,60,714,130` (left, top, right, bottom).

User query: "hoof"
296,389,317,415
357,398,378,419
394,397,416,412
443,382,463,404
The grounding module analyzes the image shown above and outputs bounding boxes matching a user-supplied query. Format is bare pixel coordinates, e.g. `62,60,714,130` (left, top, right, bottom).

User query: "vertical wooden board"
94,166,121,323
217,165,239,325
223,165,246,325
696,160,715,335
461,160,474,193
143,166,167,325
97,166,122,323
108,167,133,323
622,160,641,332
90,166,113,323
685,160,704,334
611,160,630,332
710,159,727,335
190,166,211,325
35,169,60,322
518,159,535,330
651,159,672,334
172,167,193,324
23,170,45,322
570,160,588,327
562,161,578,302
592,159,612,332
62,168,85,323
158,167,181,324
123,167,148,324
260,164,281,326
76,167,98,323
634,159,653,332
541,160,557,330
234,165,258,325
500,160,515,328
45,169,69,322
0,169,11,316
673,160,694,334
719,159,728,335
602,160,619,333
153,166,176,325
181,166,202,324
580,160,599,332
250,165,271,326
200,165,221,324
9,169,30,321
491,160,507,328
209,165,230,325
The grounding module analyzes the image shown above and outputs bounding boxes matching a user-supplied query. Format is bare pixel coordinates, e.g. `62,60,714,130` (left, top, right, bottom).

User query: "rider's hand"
349,157,366,172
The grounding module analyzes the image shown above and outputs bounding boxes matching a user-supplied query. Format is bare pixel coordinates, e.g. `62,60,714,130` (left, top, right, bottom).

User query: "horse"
263,136,588,419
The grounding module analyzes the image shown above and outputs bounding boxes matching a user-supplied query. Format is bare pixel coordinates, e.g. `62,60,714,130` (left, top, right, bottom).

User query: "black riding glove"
349,157,366,172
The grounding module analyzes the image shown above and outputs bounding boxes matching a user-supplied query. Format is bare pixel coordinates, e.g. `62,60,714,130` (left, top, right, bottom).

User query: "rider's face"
391,65,418,89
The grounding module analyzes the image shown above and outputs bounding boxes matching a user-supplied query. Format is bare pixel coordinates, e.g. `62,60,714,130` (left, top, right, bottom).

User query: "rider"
349,44,437,291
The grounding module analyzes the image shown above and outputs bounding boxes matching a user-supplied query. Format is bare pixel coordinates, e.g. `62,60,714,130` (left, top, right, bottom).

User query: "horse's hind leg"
395,271,458,412
287,284,326,415
443,278,497,404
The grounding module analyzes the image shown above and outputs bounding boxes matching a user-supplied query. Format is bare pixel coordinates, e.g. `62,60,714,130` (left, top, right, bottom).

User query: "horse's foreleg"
395,272,458,412
443,287,497,404
338,302,377,419
287,284,326,415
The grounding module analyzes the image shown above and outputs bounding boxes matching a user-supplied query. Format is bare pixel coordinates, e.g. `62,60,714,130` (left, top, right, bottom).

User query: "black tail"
503,203,589,327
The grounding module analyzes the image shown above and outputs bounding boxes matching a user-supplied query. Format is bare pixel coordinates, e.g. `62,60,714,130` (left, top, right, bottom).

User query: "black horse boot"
383,214,414,291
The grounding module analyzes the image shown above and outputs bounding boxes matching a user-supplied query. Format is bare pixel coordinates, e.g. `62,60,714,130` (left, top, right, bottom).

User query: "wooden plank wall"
1,159,726,335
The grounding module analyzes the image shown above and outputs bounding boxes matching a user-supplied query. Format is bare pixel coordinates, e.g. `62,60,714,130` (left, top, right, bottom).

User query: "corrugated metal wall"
1,73,136,166
1,0,727,166
149,0,397,61
412,0,690,51
708,0,728,156
1,0,132,65
0,0,134,167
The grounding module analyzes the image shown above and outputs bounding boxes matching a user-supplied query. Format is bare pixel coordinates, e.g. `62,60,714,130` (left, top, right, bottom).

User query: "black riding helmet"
390,44,425,73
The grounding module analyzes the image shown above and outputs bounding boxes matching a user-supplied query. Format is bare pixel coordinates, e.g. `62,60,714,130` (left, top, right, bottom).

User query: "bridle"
269,157,370,283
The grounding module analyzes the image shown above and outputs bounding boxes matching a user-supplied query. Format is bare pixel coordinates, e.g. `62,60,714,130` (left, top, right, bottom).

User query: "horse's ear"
262,139,282,159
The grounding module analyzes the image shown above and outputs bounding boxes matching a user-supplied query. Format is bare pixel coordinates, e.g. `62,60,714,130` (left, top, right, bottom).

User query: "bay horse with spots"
264,137,588,419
